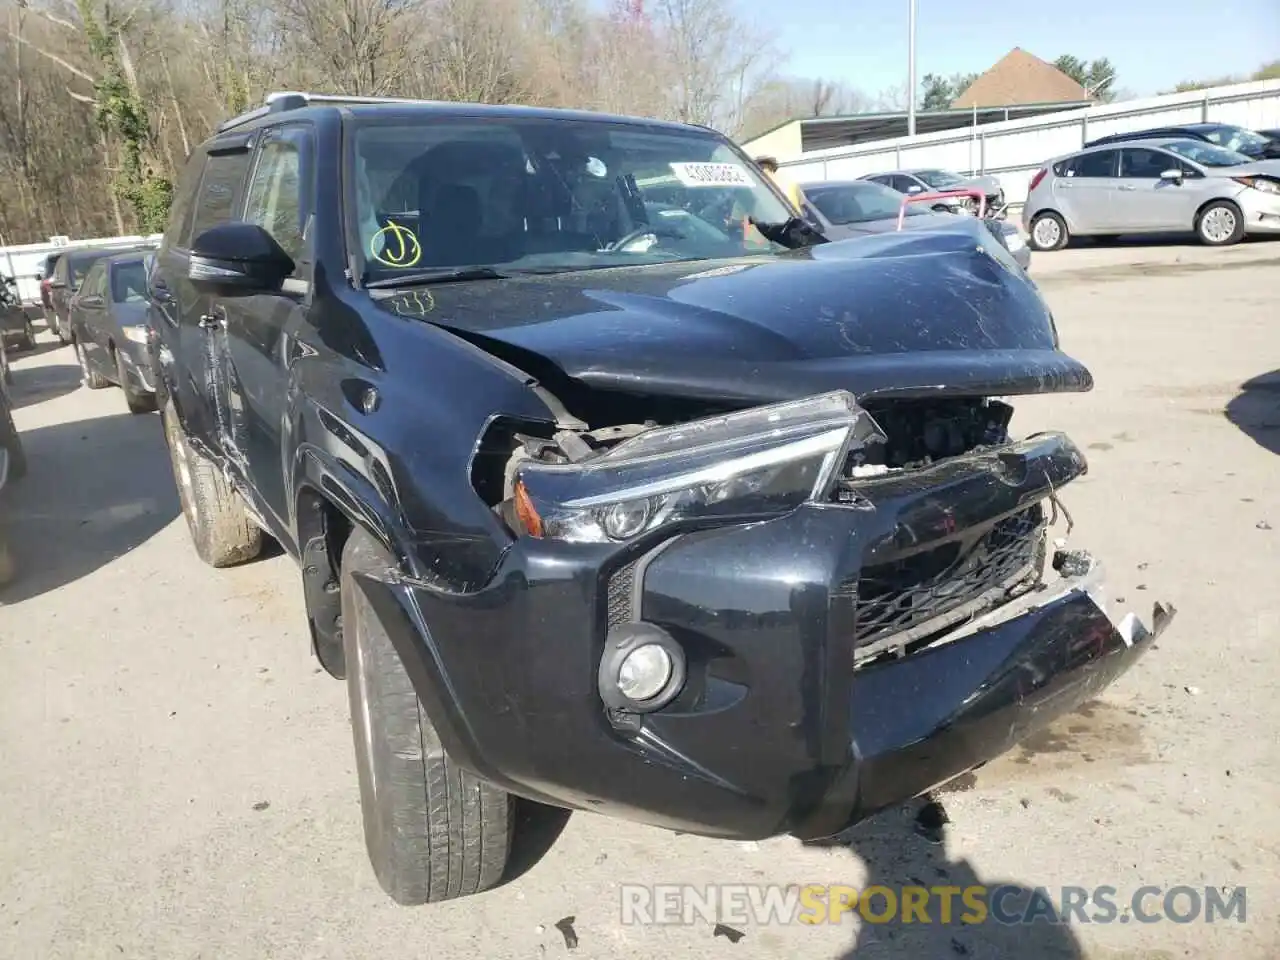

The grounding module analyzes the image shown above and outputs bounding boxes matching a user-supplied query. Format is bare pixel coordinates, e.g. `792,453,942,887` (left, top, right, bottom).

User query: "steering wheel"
605,225,687,253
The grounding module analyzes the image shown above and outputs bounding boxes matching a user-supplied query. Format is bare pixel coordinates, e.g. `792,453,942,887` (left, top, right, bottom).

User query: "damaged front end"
364,386,1173,841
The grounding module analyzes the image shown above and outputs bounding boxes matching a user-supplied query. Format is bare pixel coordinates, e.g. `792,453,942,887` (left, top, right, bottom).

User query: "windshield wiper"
364,266,512,289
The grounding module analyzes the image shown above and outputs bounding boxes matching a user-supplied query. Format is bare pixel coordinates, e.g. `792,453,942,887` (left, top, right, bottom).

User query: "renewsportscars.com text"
620,884,1247,927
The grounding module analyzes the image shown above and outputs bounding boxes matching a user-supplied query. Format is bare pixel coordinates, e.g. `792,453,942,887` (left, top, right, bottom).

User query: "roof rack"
216,91,438,133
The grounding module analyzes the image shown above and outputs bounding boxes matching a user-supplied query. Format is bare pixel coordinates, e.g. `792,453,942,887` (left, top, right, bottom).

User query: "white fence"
780,79,1280,205
1,234,162,303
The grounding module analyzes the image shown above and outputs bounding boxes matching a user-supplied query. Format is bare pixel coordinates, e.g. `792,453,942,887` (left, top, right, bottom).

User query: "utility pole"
906,0,918,137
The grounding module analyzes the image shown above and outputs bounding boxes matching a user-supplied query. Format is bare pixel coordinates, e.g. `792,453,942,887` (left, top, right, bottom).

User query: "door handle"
198,313,221,330
1118,185,1137,191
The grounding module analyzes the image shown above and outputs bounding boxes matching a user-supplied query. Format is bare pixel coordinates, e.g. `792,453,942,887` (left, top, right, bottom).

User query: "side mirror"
1159,169,1183,182
188,222,294,293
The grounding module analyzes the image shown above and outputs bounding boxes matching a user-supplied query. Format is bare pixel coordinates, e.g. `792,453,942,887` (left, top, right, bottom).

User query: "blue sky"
772,0,1280,100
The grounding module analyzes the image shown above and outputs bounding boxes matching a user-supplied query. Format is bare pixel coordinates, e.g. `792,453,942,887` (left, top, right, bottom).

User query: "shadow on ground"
805,798,1083,959
0,410,178,603
6,359,82,410
1226,370,1280,456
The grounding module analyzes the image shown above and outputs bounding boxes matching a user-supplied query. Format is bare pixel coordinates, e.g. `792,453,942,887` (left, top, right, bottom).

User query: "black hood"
377,226,1090,405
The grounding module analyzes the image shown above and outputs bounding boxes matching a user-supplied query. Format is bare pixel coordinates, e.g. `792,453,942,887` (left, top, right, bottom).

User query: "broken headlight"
512,391,886,544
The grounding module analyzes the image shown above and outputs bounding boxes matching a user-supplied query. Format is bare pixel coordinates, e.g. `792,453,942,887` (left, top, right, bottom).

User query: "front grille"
846,505,1045,663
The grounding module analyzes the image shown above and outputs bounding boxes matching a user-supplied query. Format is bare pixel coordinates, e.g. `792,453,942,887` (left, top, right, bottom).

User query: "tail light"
1028,168,1048,192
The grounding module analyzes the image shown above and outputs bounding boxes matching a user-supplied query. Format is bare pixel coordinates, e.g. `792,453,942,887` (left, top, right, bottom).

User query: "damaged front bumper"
354,424,1174,842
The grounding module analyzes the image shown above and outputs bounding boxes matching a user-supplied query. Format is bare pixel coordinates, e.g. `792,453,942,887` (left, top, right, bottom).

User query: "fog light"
598,622,686,713
618,644,672,701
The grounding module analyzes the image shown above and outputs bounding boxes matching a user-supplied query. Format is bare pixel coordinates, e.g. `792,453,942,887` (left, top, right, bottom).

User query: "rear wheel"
18,317,35,351
1028,211,1069,251
1196,200,1244,246
161,398,262,567
341,528,515,904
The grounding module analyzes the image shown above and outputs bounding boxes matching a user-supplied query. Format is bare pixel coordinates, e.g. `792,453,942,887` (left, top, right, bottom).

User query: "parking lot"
1,241,1278,960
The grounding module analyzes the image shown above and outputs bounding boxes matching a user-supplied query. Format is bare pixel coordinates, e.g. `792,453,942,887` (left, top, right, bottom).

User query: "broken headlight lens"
513,391,886,544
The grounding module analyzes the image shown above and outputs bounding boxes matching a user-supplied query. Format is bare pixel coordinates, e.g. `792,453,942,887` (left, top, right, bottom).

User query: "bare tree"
0,0,812,243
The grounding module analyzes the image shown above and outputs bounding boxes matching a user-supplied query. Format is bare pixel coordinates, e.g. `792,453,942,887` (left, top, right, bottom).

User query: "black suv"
1085,122,1280,160
149,91,1173,906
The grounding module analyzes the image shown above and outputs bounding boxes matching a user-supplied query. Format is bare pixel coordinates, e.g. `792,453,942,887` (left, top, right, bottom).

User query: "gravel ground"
2,240,1278,960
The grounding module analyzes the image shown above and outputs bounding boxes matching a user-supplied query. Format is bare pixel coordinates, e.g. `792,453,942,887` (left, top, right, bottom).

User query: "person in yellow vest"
756,156,806,212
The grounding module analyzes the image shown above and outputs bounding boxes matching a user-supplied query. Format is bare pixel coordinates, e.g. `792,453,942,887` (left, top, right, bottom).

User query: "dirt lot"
2,241,1278,960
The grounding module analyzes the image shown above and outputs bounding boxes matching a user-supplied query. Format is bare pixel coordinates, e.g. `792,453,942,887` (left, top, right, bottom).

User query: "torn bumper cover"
354,393,1175,842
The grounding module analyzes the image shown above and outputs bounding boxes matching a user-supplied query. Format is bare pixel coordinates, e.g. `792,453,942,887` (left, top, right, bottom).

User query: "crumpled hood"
377,224,1091,404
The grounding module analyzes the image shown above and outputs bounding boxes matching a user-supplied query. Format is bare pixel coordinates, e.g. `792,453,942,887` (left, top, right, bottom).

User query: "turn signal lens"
513,480,544,537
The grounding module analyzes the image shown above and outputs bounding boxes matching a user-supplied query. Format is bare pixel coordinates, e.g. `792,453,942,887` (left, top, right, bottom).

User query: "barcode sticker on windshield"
669,162,754,188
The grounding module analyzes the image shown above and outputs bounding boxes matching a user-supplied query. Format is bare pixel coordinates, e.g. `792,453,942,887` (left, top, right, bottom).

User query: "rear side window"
189,151,252,241
1071,150,1118,178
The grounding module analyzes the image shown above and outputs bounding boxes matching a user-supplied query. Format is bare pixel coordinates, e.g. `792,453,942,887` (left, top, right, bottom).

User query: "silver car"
1023,138,1280,250
859,169,1005,215
800,179,1031,271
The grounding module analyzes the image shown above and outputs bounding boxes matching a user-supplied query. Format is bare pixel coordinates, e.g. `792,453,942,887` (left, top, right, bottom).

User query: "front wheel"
116,350,156,414
1028,211,1070,251
1196,200,1245,246
341,528,515,904
74,338,109,389
161,399,262,567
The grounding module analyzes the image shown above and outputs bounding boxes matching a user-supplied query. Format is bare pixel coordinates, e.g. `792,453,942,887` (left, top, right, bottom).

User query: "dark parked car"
1084,123,1280,160
67,252,158,413
46,244,155,344
150,91,1173,906
38,251,62,319
800,178,1031,270
1,275,37,352
0,353,25,586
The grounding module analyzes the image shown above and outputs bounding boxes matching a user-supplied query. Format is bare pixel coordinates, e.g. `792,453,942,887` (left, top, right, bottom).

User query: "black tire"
116,349,156,414
0,398,26,481
52,314,68,345
341,527,513,905
74,337,109,389
18,317,35,351
1028,211,1069,252
161,398,262,567
1195,200,1245,247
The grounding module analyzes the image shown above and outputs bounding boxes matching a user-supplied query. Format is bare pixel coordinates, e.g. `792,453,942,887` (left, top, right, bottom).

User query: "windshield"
1199,125,1268,155
806,181,929,225
1163,140,1252,167
110,260,148,303
348,118,794,283
915,169,965,189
